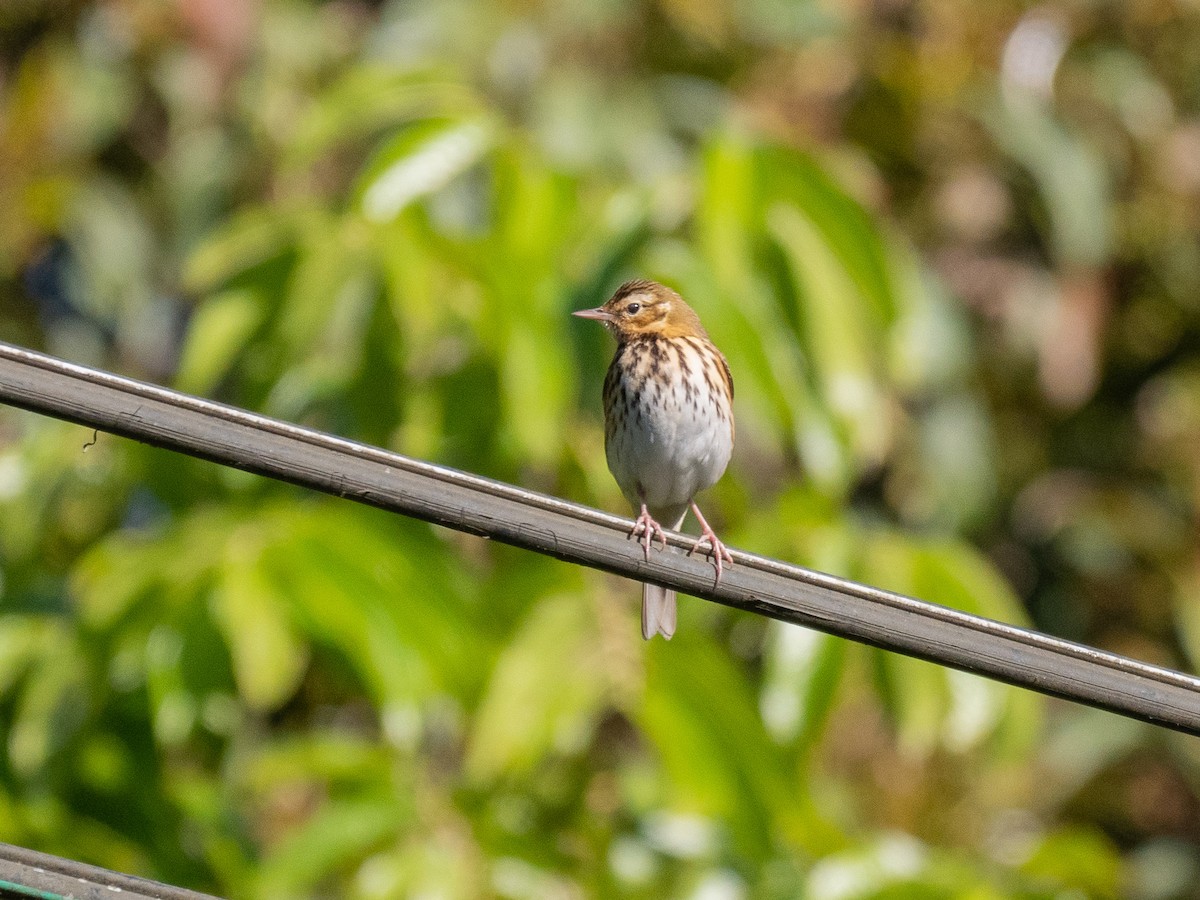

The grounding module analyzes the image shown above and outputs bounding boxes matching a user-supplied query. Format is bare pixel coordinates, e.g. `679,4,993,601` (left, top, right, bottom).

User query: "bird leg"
630,503,669,559
687,502,733,583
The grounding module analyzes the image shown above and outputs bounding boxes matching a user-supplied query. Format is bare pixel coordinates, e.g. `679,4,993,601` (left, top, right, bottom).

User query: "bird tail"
642,582,676,640
640,507,686,641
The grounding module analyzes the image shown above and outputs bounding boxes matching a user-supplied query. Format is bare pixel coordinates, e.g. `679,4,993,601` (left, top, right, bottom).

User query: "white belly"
604,344,733,520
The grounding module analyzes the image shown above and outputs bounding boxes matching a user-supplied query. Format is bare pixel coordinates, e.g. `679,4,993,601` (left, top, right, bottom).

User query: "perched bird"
574,279,735,640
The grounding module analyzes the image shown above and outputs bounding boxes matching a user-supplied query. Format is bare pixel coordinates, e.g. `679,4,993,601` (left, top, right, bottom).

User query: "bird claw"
630,505,668,560
687,525,733,584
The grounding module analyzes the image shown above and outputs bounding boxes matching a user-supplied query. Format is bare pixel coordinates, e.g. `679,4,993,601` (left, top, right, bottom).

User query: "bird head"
573,279,707,340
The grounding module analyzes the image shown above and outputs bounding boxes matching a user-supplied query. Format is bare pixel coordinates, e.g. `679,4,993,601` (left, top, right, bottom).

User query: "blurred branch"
2,341,1199,734
0,840,220,899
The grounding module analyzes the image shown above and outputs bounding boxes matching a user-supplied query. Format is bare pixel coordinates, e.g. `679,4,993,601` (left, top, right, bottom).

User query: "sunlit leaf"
0,617,52,696
183,207,299,293
696,140,809,444
981,94,1114,267
466,593,607,780
8,630,89,775
284,67,478,171
1022,827,1123,897
861,534,954,756
358,117,495,223
175,288,267,394
641,631,842,859
760,624,845,751
758,145,900,327
769,201,892,471
213,550,309,712
241,733,393,791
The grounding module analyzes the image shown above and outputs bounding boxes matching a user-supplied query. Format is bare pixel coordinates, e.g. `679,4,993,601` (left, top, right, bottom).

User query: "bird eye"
626,302,641,314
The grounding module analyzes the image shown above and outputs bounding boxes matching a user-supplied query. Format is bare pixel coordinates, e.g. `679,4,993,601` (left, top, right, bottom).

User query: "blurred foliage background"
2,0,1200,896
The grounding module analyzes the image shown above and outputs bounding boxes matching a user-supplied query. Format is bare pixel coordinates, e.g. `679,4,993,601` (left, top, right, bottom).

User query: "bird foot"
630,504,668,560
687,503,733,584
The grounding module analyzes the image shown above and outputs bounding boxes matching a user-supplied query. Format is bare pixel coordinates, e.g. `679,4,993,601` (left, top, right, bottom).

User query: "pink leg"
687,502,733,583
630,503,668,560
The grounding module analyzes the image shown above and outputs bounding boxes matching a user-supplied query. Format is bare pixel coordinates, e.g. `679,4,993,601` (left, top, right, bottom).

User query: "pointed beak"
573,307,613,322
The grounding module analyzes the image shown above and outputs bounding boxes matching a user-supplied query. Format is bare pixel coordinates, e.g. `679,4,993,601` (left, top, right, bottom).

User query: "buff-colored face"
599,286,670,335
573,280,705,340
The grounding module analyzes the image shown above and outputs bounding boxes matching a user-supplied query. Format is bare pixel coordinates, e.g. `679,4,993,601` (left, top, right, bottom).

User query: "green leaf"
911,544,1041,756
918,543,1025,622
241,733,393,792
0,617,52,696
213,550,309,712
303,507,486,698
358,117,495,223
268,538,432,719
760,624,845,752
175,288,267,394
695,139,825,470
1021,827,1123,898
466,593,607,780
255,799,406,898
981,93,1114,267
260,504,485,741
862,533,1043,756
758,145,899,326
183,207,297,293
284,66,478,171
481,156,580,465
499,310,575,465
697,136,758,290
640,631,842,859
768,201,892,471
72,510,230,629
8,631,90,775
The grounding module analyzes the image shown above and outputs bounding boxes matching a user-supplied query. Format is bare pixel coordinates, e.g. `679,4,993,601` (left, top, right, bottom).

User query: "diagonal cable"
0,840,221,899
1,340,1199,734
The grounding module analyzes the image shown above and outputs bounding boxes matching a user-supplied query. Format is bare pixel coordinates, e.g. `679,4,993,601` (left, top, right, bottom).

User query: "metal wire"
0,841,221,899
2,340,1200,734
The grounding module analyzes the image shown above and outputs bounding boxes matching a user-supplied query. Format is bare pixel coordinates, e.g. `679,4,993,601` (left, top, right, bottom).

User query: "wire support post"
2,340,1200,734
